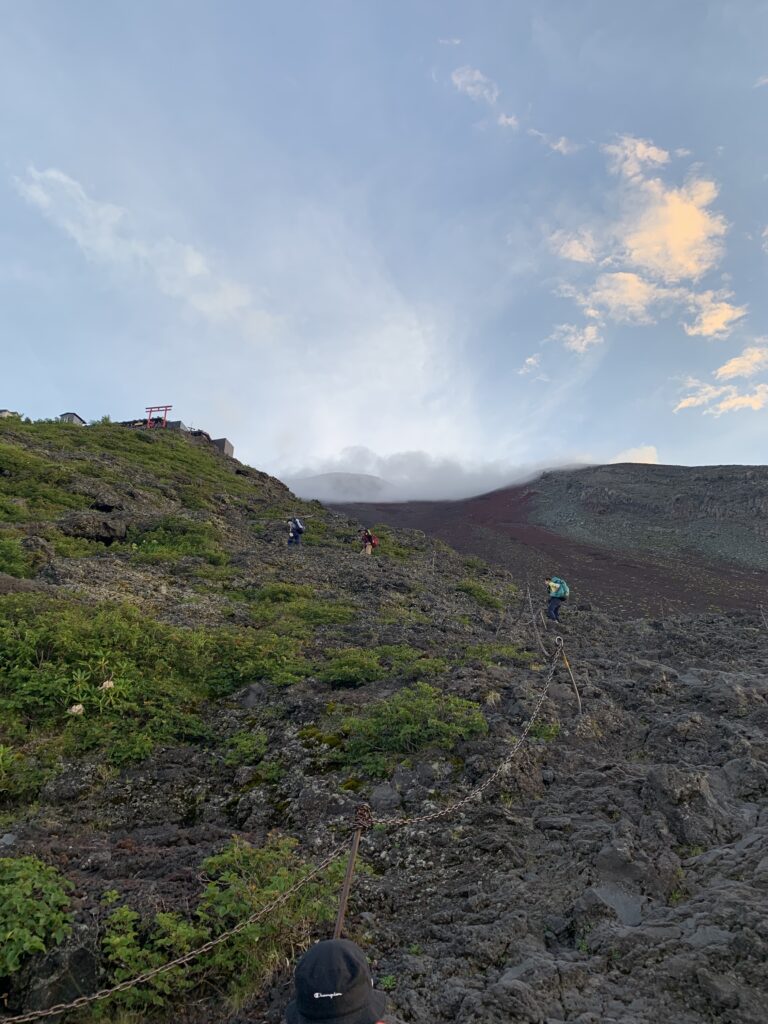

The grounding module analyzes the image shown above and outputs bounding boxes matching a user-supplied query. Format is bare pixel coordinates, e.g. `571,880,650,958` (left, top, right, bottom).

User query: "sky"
1,1,767,498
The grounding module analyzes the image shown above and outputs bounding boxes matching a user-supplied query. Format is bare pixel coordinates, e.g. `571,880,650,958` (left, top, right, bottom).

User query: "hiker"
360,527,376,556
545,575,569,622
286,938,403,1024
288,517,305,546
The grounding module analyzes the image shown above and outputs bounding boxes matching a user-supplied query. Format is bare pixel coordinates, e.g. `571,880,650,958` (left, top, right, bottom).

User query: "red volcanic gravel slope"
333,480,761,618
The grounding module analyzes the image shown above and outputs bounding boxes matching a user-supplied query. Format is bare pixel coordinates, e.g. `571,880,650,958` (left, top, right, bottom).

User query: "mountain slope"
334,463,768,617
0,423,766,1024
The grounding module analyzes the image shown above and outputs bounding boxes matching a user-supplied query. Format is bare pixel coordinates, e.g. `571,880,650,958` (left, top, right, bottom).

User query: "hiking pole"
333,805,372,939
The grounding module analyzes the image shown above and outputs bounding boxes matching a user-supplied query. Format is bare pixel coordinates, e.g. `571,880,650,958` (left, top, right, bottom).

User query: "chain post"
333,804,373,940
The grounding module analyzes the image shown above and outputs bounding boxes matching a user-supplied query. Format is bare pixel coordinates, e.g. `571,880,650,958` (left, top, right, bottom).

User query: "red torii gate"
145,405,172,428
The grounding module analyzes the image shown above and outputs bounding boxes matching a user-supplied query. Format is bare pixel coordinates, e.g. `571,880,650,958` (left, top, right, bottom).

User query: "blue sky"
2,1,766,496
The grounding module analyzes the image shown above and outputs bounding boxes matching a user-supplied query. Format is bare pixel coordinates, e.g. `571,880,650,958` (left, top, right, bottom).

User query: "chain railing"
1,594,573,1023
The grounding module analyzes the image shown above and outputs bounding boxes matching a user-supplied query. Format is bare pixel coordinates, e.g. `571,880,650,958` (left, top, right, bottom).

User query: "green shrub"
98,835,344,1014
375,645,448,679
315,648,384,688
370,524,414,561
456,579,502,610
0,596,310,773
223,729,268,767
206,630,310,692
0,536,32,577
530,721,561,741
48,532,106,558
0,440,88,522
0,855,73,975
464,643,533,666
462,556,486,572
339,682,488,777
255,583,314,603
127,517,229,565
0,744,49,803
250,584,356,633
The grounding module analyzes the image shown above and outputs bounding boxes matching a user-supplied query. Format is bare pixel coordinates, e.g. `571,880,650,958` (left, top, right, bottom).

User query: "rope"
370,639,564,828
561,650,583,716
0,842,349,1024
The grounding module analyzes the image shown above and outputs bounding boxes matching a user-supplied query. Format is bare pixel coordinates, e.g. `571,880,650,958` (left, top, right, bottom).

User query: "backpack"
371,534,379,548
552,576,569,600
293,518,305,534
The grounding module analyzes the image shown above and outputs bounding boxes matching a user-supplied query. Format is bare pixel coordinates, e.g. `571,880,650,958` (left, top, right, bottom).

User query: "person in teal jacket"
545,575,569,622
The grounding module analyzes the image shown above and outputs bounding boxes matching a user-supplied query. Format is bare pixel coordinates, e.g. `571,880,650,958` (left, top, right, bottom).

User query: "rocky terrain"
335,462,768,617
0,423,766,1024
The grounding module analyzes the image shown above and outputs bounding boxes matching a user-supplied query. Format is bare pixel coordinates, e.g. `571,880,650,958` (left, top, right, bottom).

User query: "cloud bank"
285,444,662,502
548,135,747,357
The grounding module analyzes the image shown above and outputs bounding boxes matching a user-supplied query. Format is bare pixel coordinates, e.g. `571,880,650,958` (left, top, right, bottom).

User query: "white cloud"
15,166,256,323
528,128,580,155
603,134,669,180
550,322,603,353
451,66,499,105
753,75,768,88
674,378,730,412
762,226,768,253
618,175,727,283
549,229,598,263
674,148,692,158
710,383,768,414
674,377,768,416
549,135,744,347
287,447,588,502
550,136,580,155
439,37,461,46
517,353,540,375
579,272,673,324
497,113,519,129
609,445,660,464
713,344,768,380
682,291,747,339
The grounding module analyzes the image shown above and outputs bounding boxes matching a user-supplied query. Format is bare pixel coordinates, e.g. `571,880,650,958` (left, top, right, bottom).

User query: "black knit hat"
285,940,388,1024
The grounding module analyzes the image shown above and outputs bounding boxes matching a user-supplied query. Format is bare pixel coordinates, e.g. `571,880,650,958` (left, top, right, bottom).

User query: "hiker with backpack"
360,528,378,556
288,517,305,546
545,575,569,622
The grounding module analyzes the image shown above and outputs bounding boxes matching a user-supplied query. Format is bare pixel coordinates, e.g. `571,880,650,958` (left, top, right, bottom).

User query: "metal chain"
2,592,570,1022
370,639,564,828
0,842,349,1024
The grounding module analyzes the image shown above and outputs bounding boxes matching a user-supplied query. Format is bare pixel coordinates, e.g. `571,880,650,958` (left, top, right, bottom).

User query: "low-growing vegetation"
464,642,534,666
127,517,229,566
0,855,73,976
0,535,32,577
370,523,418,561
336,681,488,777
456,579,503,610
249,582,357,635
223,728,268,767
0,595,313,790
95,835,344,1016
315,644,449,688
530,721,561,742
